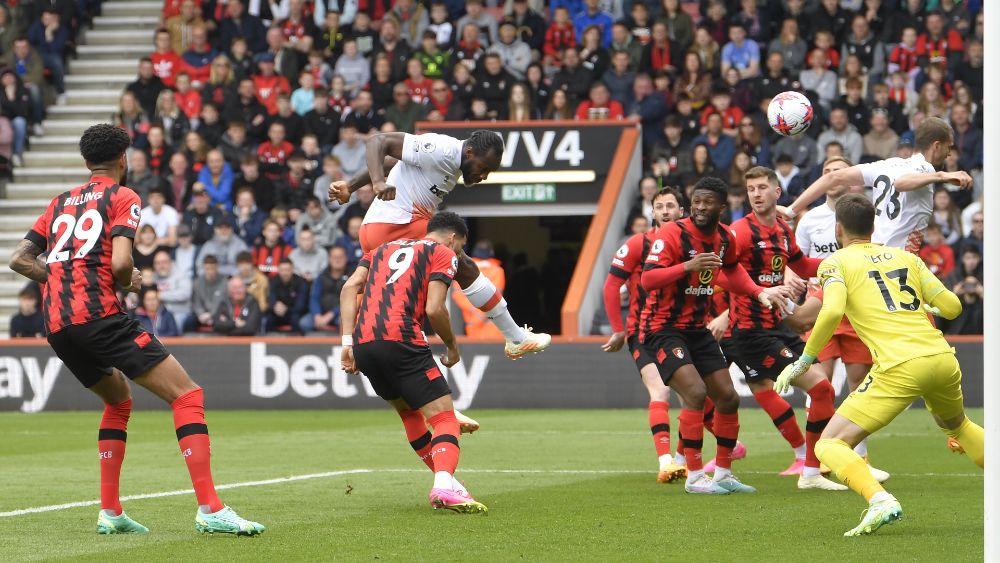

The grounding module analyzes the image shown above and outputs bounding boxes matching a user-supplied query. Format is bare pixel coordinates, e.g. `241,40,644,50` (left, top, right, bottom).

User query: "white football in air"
768,91,814,137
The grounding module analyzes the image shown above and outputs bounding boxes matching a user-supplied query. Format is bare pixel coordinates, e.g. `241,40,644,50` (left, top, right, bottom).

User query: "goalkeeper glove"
775,354,815,393
923,303,942,317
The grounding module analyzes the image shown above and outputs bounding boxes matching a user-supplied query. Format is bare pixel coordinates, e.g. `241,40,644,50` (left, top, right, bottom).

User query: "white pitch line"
0,467,982,519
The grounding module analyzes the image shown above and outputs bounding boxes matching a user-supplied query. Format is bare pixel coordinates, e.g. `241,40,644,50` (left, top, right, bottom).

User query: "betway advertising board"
0,339,985,412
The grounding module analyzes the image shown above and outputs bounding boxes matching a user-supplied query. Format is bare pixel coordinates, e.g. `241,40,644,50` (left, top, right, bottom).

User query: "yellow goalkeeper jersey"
817,242,953,369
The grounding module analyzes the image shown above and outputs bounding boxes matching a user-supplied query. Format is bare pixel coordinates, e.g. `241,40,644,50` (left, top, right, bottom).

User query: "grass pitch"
0,408,984,562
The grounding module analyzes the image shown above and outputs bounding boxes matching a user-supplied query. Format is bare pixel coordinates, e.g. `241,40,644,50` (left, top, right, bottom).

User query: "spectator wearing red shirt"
252,53,291,115
814,30,840,70
919,223,955,280
699,89,743,136
575,82,624,120
257,121,294,181
888,26,919,77
162,0,202,21
174,72,202,122
151,28,183,88
403,58,433,105
544,7,576,64
917,11,965,70
639,21,680,75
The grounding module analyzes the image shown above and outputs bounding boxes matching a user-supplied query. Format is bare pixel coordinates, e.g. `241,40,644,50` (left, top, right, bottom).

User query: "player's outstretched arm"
894,170,973,192
787,166,865,218
9,239,46,283
426,280,460,367
339,265,369,374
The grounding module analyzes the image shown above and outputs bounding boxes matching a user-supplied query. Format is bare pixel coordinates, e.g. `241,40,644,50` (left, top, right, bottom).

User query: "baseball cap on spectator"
254,52,276,65
215,214,237,229
897,136,914,148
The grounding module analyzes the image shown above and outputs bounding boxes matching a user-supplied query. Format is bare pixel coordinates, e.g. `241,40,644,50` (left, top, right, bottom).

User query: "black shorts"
353,340,451,409
731,326,806,383
719,336,748,378
627,334,656,371
643,328,729,384
47,314,170,388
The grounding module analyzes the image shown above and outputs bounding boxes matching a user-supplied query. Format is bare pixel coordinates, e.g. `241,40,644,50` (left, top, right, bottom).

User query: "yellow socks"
815,438,885,502
944,417,985,468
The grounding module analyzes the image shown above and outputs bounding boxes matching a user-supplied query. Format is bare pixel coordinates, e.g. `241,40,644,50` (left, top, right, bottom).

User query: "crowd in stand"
6,0,986,337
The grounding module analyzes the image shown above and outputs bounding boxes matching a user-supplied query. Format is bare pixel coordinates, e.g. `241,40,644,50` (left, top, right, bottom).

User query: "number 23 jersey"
364,133,464,225
355,238,459,346
818,242,952,369
857,153,934,249
25,176,141,335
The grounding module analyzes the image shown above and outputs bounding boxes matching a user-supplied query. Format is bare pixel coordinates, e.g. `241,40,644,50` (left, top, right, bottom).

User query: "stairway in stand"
0,1,161,335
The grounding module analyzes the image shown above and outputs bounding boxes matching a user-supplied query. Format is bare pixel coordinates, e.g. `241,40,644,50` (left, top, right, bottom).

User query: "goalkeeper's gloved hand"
923,303,942,317
775,354,815,394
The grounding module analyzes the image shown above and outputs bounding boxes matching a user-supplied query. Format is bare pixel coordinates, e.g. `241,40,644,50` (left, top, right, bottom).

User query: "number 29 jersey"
857,153,935,249
818,242,952,369
354,238,459,346
364,133,464,225
25,176,141,335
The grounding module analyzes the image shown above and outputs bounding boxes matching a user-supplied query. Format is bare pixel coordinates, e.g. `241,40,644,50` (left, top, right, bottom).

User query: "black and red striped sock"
172,388,223,512
713,412,739,471
753,389,806,450
806,379,836,469
648,401,671,458
98,398,131,515
427,411,461,475
399,409,434,470
678,408,705,472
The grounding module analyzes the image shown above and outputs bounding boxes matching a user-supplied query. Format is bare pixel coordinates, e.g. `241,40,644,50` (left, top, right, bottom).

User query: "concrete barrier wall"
0,338,984,412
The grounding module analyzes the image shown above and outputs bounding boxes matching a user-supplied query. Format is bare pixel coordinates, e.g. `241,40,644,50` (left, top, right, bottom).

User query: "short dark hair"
278,257,293,266
202,254,219,265
467,129,504,160
305,195,321,207
914,116,953,151
79,123,131,166
236,250,253,264
835,193,876,236
427,211,469,238
653,186,684,207
692,176,728,202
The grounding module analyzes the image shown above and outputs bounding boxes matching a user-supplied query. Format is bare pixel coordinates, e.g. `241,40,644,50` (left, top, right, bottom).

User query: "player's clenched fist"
684,252,723,271
440,344,461,368
328,180,351,205
940,171,973,190
341,345,357,374
373,180,397,201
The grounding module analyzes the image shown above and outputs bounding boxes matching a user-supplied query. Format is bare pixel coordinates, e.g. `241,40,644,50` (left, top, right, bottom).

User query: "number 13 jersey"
25,176,141,335
857,153,935,249
818,242,952,370
364,133,464,225
355,238,458,346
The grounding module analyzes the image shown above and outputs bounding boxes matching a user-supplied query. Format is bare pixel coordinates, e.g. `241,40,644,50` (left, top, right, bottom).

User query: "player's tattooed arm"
8,239,47,283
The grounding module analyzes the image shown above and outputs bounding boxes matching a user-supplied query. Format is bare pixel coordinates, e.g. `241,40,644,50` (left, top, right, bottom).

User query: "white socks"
433,471,453,490
793,444,807,460
869,491,895,505
675,452,686,466
451,476,467,494
803,466,821,478
461,273,526,342
854,438,869,458
713,467,732,481
687,469,704,483
658,454,674,470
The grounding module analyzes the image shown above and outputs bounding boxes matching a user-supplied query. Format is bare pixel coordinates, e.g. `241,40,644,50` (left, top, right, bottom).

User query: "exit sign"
501,184,556,203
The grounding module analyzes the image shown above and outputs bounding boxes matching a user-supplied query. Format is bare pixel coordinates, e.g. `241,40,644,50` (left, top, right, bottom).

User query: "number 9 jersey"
817,242,952,370
24,176,141,335
857,153,935,249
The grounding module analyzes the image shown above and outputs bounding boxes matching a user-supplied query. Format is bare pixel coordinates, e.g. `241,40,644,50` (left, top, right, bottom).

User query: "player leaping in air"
601,187,690,484
719,166,846,491
775,194,984,536
340,212,487,513
640,177,791,495
8,124,264,536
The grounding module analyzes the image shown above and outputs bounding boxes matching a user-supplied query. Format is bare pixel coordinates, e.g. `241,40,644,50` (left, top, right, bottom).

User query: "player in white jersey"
328,130,551,358
784,117,971,250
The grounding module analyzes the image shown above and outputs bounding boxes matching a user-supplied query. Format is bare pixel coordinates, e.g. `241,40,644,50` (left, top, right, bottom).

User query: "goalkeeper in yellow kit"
775,193,984,537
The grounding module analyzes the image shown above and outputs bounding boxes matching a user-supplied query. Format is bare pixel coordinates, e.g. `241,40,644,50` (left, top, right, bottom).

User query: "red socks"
98,399,132,515
805,379,836,469
753,389,806,449
427,411,461,475
713,412,739,470
678,408,704,471
172,388,223,512
703,396,716,435
648,401,671,457
399,409,434,470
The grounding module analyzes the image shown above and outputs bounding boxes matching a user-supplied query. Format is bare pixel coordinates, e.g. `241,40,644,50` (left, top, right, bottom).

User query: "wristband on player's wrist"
799,353,816,365
341,335,353,346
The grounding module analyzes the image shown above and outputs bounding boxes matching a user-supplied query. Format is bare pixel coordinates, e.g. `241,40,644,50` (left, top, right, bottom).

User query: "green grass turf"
0,408,984,562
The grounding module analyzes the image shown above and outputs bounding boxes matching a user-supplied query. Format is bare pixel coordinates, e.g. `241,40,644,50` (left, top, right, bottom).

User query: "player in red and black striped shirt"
339,211,487,514
726,166,846,491
9,124,263,535
639,177,788,495
601,187,690,483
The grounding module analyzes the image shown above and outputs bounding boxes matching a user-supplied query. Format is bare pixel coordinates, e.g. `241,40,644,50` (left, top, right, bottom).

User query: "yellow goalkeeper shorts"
837,351,966,434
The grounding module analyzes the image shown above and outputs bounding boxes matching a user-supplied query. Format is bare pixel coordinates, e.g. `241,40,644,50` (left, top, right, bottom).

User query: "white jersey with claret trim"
795,202,840,259
856,153,935,248
363,133,465,225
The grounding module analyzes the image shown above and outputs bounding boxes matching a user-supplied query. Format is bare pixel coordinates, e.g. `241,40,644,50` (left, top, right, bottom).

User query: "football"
767,91,814,137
